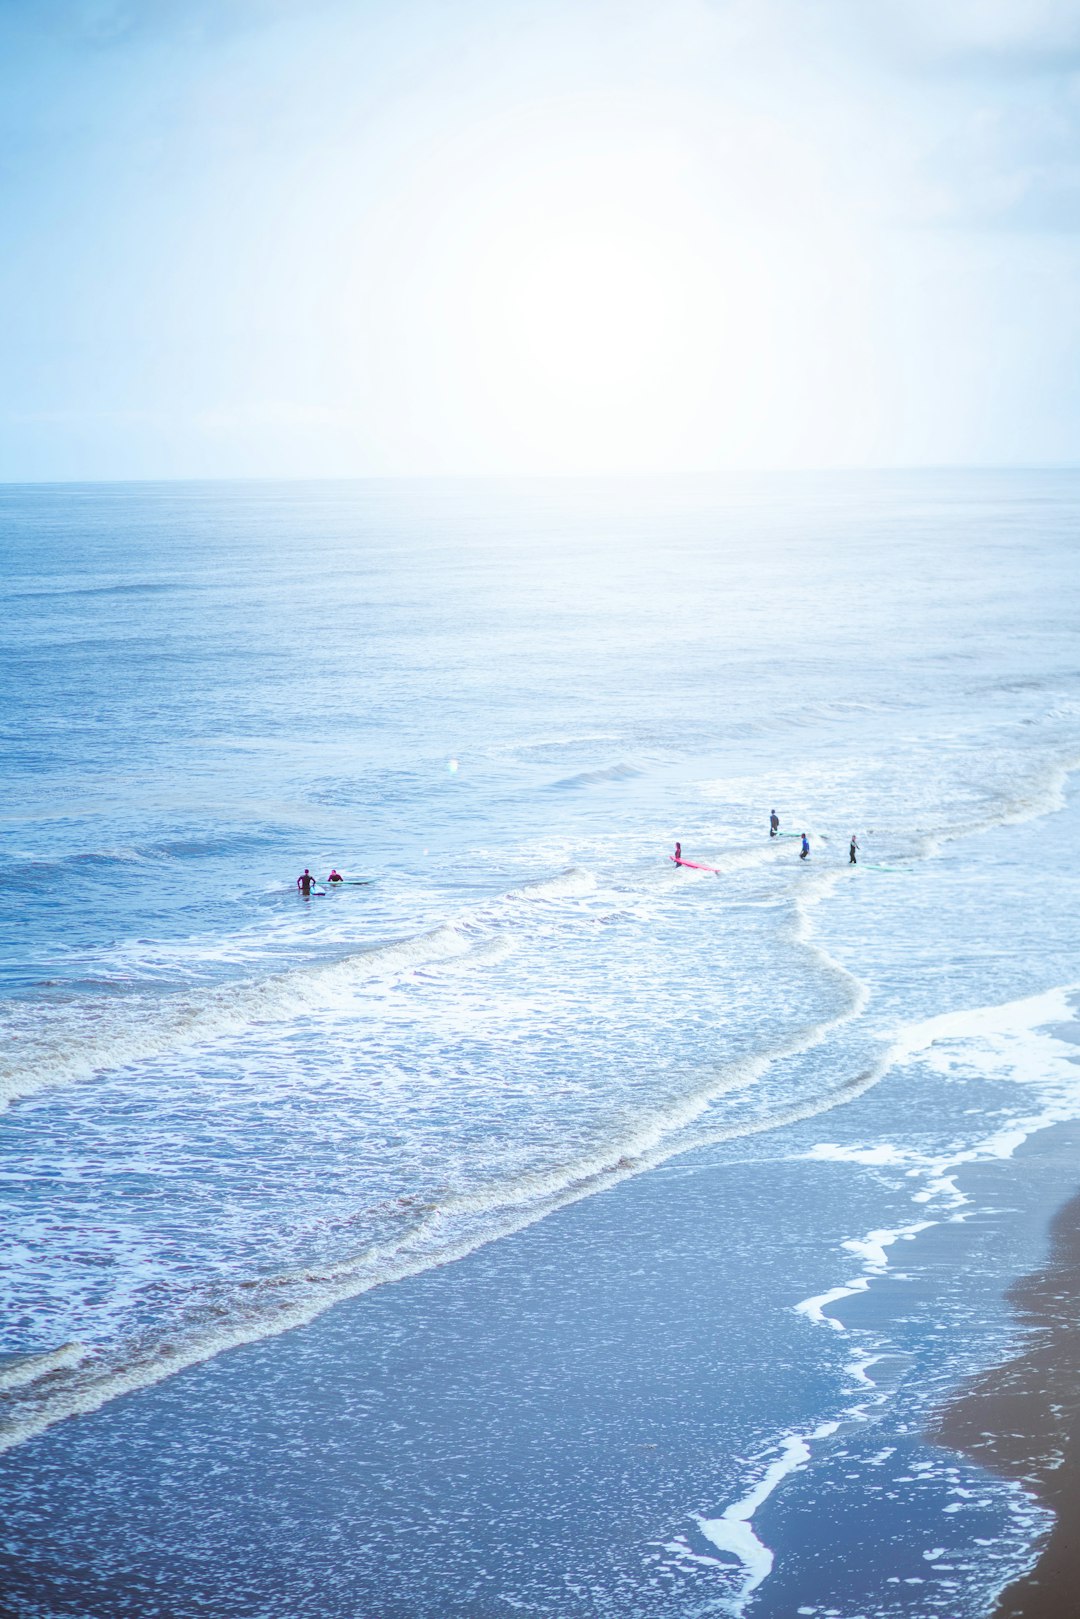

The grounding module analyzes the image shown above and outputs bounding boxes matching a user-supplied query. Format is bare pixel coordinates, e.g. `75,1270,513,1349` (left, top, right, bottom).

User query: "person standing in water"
770,811,780,838
673,842,682,865
849,836,858,865
297,868,317,896
800,834,810,860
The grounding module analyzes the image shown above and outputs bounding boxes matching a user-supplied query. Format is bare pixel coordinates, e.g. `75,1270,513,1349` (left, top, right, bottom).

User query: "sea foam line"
0,868,601,1111
0,1342,91,1393
672,983,1080,1615
692,1423,840,1605
6,858,1072,1455
0,767,1018,1453
0,880,878,1457
0,920,477,1110
2,965,1035,1461
794,984,1080,1335
914,747,1080,861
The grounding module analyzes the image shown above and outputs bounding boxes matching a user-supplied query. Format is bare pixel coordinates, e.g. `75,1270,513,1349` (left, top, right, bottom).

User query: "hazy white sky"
2,0,1080,478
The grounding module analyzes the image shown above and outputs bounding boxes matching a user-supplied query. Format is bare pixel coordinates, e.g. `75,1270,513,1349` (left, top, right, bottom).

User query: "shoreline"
4,1102,1080,1615
933,1181,1080,1618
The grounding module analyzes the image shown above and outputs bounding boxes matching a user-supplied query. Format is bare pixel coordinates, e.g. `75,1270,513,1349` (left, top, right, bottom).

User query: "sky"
2,0,1080,479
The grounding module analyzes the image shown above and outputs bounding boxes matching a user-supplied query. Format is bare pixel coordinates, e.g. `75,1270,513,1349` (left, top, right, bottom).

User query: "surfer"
328,869,344,885
673,842,682,866
849,836,858,865
800,834,810,860
770,811,779,838
297,868,317,896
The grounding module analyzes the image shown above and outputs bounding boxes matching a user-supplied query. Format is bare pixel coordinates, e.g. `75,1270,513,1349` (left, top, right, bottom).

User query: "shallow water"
2,472,1080,1613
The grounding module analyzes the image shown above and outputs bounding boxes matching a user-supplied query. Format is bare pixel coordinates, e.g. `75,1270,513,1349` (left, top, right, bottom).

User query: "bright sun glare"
425,191,803,471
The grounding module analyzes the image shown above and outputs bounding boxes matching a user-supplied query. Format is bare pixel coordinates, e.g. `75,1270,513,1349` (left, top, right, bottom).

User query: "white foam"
0,1024,892,1460
0,870,609,1110
0,1342,92,1392
795,1282,867,1331
5,903,1075,1466
696,1424,838,1604
506,866,597,901
795,1221,932,1331
764,982,1080,1604
805,1143,919,1168
887,984,1077,1072
0,922,499,1110
842,1235,893,1270
918,748,1080,859
793,985,1080,1339
720,984,1080,1608
0,1143,673,1456
845,1353,901,1392
0,851,892,1455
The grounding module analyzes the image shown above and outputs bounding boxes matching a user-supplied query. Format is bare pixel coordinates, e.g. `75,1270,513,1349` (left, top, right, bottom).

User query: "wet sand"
933,1179,1080,1618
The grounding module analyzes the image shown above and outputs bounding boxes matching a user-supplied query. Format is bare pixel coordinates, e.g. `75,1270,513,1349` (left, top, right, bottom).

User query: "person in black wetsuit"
800,834,810,860
770,811,779,837
297,868,317,896
849,836,858,865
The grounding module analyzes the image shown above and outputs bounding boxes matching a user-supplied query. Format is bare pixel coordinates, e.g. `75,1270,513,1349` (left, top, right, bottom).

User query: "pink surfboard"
670,856,720,873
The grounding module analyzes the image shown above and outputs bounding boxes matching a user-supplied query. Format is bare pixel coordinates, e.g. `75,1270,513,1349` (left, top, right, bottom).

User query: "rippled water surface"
2,474,1080,1614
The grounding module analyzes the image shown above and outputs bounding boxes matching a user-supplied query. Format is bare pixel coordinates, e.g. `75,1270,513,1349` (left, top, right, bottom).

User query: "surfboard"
671,857,720,873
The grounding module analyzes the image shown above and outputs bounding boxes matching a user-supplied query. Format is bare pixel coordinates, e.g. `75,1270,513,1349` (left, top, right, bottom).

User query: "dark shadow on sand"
932,1187,1080,1618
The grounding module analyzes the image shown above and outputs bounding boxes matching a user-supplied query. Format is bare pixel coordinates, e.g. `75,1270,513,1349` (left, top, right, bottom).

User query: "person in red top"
328,869,344,885
673,842,682,865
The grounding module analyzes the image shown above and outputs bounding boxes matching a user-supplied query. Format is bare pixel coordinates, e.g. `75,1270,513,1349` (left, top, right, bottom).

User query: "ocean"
1,471,1079,1617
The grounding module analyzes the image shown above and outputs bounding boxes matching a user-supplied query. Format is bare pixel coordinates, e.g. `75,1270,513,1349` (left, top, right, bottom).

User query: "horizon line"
2,463,1080,489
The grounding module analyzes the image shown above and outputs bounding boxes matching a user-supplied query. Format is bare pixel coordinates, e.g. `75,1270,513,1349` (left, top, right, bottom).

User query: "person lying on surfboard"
327,869,344,884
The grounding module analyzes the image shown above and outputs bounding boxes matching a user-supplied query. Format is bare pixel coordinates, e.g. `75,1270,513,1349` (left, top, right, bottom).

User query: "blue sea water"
2,471,1080,1616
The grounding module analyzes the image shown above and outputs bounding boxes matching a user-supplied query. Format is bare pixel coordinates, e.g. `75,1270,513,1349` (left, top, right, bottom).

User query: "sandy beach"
935,1188,1080,1618
930,1020,1080,1618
